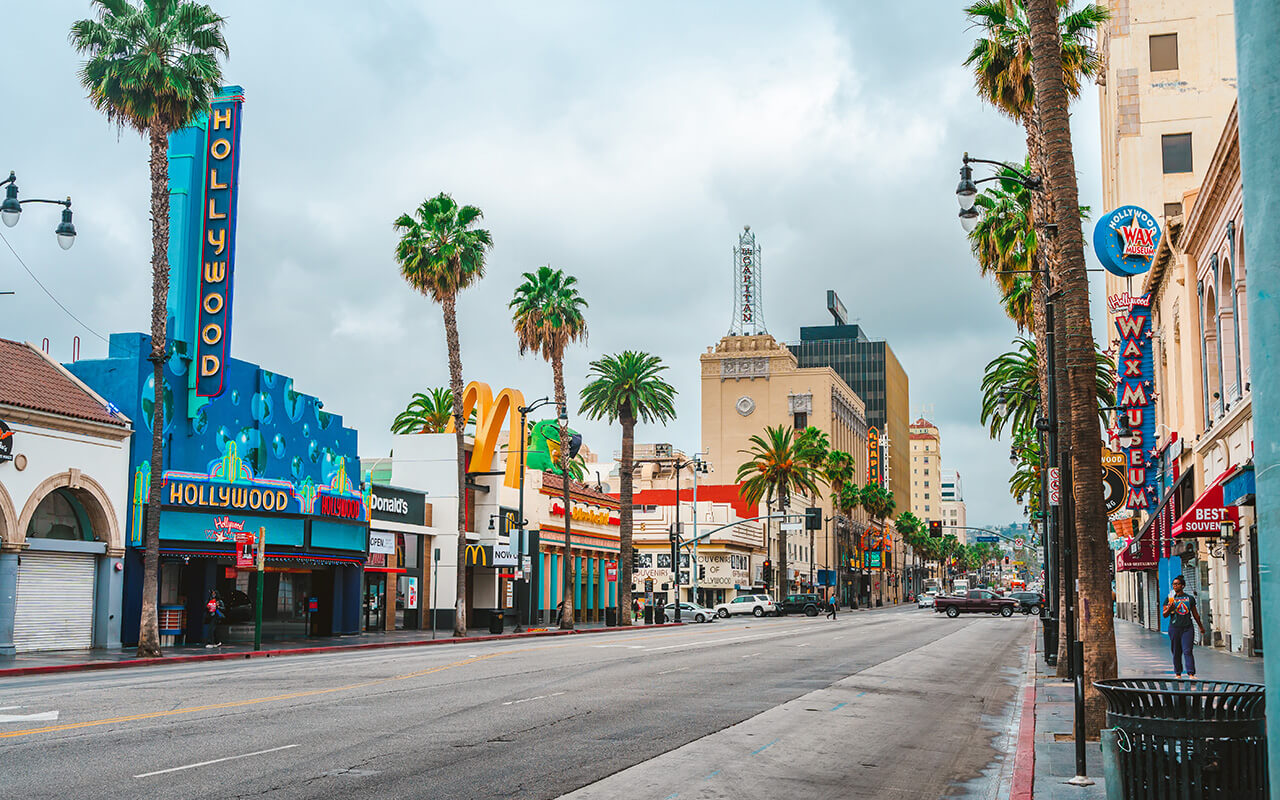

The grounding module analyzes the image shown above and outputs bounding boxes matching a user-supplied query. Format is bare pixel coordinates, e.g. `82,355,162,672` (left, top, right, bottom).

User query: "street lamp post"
1,172,77,250
958,151,1090,782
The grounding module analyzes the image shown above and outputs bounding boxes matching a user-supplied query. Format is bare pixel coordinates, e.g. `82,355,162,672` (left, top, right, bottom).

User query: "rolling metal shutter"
13,551,96,653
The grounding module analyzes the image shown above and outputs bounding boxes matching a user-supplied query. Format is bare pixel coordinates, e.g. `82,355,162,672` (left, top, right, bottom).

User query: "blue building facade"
70,87,367,646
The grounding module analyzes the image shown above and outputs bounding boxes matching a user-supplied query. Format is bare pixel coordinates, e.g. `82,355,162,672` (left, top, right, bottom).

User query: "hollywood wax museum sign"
1113,293,1158,510
1093,206,1162,278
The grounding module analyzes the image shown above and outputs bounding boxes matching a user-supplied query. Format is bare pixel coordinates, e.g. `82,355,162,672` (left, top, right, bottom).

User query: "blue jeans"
1170,626,1196,675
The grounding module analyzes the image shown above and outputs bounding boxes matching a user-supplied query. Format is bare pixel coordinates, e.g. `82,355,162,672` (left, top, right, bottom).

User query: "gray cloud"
2,1,1109,530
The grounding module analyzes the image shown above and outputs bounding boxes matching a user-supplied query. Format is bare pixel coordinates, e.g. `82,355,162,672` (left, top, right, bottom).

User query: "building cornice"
0,403,132,442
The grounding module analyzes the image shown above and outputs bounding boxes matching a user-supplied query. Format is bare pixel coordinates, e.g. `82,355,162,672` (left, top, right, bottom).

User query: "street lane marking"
796,643,810,648
0,708,58,723
657,667,688,675
831,702,847,711
502,692,566,706
741,653,761,658
0,652,499,740
134,744,299,778
750,738,779,755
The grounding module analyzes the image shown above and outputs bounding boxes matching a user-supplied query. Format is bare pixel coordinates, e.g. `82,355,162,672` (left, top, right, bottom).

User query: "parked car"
933,589,1019,618
777,593,826,617
663,602,718,623
714,594,777,618
1008,591,1046,616
917,591,937,609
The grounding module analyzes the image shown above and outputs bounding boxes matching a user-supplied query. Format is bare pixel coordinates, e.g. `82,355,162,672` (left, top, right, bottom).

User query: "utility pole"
254,527,265,651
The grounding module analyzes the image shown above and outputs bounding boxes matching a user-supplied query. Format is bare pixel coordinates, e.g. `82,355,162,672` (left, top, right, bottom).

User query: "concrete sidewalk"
1025,617,1264,799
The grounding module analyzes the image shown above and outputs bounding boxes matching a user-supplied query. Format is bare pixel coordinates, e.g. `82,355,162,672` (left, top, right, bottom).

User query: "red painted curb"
1010,628,1039,800
0,622,684,679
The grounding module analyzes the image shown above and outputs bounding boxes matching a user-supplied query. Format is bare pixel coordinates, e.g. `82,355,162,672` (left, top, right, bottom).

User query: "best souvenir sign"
1093,206,1162,277
195,87,246,397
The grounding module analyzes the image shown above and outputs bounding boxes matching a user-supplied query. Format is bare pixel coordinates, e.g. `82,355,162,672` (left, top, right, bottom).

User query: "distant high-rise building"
940,470,967,541
908,418,940,522
788,300,909,509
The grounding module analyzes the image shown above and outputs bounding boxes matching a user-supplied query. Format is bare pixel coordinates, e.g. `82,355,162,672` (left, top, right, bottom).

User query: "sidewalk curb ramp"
0,623,685,679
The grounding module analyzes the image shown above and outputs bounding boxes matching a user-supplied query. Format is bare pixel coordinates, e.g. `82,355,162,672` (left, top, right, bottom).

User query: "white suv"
714,594,777,618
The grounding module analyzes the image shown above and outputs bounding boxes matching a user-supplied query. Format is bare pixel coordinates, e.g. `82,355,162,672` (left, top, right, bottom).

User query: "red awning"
1116,535,1160,572
1171,467,1241,538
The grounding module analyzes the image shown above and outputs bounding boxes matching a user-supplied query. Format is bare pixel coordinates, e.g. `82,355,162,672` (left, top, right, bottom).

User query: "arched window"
25,489,95,541
1219,256,1241,400
1203,287,1223,420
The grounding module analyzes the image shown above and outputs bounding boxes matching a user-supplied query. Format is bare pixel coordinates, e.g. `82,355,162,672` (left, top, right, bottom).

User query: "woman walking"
1162,576,1206,678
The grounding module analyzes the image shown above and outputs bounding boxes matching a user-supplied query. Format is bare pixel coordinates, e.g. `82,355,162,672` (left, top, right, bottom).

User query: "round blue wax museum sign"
1093,205,1162,277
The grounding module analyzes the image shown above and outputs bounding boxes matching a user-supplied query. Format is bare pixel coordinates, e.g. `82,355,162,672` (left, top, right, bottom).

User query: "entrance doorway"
364,572,387,631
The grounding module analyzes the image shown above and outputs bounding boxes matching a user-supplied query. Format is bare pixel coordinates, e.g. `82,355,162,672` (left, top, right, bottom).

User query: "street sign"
644,577,654,592
606,563,618,582
1048,467,1061,506
1014,537,1025,548
976,535,999,543
780,522,803,531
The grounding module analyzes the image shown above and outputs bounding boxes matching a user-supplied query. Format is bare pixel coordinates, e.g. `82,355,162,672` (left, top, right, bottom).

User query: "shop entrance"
364,572,387,631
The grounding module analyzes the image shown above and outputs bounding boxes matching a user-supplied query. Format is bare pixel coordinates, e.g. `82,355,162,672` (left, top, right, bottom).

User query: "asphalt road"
0,605,1033,800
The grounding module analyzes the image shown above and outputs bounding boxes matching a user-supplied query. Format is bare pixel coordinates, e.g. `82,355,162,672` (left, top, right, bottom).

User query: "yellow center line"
0,652,499,740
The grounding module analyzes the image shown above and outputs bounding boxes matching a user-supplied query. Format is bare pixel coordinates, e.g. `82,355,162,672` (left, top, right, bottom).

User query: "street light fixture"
954,153,1042,234
514,396,558,633
0,172,77,249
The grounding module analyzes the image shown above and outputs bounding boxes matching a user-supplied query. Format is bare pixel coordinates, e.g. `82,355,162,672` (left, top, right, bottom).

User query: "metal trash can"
1094,679,1266,799
1040,615,1059,666
605,607,617,626
643,606,654,624
488,609,504,635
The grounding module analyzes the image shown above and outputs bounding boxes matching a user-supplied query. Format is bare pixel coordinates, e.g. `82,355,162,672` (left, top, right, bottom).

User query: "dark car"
778,593,826,617
933,589,1019,618
1008,591,1046,616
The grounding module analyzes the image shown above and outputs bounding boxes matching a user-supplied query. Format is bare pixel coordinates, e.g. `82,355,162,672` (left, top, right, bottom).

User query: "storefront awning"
1222,462,1255,507
1172,467,1240,538
160,547,365,566
1123,465,1193,570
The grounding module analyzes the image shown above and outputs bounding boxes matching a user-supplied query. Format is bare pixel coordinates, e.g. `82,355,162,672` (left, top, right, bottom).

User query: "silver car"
663,602,718,623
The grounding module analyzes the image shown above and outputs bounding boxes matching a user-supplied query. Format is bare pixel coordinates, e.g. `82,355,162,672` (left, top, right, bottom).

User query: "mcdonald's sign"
445,382,526,489
464,544,488,566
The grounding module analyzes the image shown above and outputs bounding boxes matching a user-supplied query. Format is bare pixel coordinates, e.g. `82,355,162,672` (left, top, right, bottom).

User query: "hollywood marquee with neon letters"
70,86,369,646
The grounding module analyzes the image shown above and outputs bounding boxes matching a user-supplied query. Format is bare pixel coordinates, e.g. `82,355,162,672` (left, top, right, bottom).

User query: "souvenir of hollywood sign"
1093,205,1162,278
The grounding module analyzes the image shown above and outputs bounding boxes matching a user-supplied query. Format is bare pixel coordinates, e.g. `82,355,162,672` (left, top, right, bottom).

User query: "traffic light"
698,565,706,581
805,507,822,530
762,559,773,587
929,520,942,537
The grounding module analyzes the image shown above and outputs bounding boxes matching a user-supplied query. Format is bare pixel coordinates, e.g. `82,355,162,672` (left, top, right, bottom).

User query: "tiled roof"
541,471,620,508
0,338,129,427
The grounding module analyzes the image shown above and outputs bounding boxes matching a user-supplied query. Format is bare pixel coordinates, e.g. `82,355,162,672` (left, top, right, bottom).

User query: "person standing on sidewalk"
1162,576,1206,678
204,590,224,648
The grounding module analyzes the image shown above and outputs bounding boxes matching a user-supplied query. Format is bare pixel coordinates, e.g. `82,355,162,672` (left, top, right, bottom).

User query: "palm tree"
393,193,492,637
823,451,854,600
71,0,229,658
1026,0,1117,734
510,265,588,629
391,388,455,434
736,426,823,601
894,511,925,597
580,351,677,626
979,336,1116,440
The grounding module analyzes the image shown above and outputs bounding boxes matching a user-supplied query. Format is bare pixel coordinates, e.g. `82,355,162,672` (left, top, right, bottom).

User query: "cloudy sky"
3,1,1109,528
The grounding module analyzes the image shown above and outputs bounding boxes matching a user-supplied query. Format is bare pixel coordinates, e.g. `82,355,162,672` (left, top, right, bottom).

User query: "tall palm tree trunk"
442,294,468,637
618,409,636,625
553,356,575,630
138,120,172,658
1027,0,1117,736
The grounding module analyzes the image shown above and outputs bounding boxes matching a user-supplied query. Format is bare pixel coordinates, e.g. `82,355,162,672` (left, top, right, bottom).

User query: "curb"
0,622,685,679
1010,626,1040,800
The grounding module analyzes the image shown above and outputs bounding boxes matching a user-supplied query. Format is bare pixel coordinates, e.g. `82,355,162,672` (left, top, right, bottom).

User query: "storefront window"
25,489,94,541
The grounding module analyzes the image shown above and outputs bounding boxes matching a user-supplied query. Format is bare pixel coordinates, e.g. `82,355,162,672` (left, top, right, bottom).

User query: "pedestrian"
631,597,640,623
204,589,224,648
555,599,565,627
826,592,837,620
1162,576,1206,678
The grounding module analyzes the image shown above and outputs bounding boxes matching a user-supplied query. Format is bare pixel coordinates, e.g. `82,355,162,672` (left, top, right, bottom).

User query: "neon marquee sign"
1113,294,1158,510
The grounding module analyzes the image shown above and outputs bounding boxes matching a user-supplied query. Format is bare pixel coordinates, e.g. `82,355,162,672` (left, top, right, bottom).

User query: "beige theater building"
700,333,870,600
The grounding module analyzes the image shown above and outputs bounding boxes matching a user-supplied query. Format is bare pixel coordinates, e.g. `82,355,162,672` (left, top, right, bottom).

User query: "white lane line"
641,627,810,653
591,645,645,649
0,709,58,723
658,667,689,676
741,652,762,658
134,744,299,778
796,643,811,648
502,691,566,706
